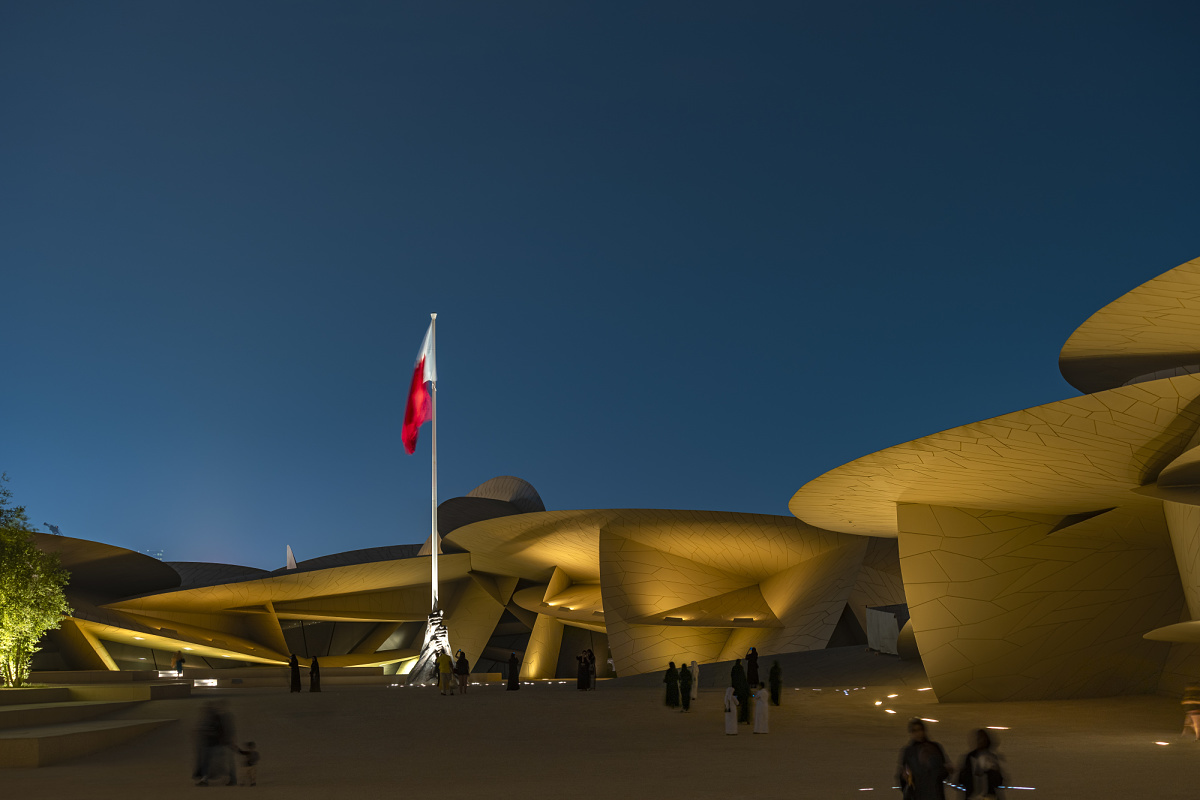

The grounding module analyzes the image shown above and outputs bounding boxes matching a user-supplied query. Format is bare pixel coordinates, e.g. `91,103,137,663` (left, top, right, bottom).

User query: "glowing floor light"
194,679,218,687
987,726,1009,730
885,709,896,714
874,701,883,706
887,693,899,698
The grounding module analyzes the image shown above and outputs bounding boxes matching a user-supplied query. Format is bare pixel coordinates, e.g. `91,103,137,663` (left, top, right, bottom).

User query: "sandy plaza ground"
6,660,1200,800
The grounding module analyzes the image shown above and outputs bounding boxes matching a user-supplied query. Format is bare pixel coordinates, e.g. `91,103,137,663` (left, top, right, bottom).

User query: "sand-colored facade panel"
898,503,1180,701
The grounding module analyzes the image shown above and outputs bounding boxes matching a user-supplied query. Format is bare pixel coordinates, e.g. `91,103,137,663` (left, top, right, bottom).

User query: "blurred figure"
896,718,952,800
192,701,216,783
172,650,185,676
586,648,597,690
663,661,680,708
454,649,470,694
289,654,301,693
436,649,453,695
753,682,769,733
309,656,321,692
1183,682,1200,740
196,700,236,786
689,660,699,701
237,741,260,787
723,687,738,735
959,729,1004,799
506,652,520,691
678,659,693,712
745,647,760,686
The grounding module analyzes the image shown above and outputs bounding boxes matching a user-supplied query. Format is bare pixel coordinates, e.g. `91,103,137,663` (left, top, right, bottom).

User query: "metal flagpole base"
406,611,451,685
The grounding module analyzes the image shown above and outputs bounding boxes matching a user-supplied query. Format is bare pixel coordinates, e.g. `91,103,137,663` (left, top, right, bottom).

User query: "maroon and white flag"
402,320,437,454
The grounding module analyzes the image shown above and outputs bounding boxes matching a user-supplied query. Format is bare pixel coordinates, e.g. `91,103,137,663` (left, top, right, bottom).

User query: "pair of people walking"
192,701,260,786
660,659,702,713
288,654,320,692
896,719,1004,800
435,648,471,694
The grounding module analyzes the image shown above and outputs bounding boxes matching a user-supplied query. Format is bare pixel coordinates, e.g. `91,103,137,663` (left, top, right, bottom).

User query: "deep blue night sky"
3,2,1197,569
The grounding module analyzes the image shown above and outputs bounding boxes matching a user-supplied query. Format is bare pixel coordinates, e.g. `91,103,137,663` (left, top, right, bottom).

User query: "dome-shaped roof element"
465,476,546,513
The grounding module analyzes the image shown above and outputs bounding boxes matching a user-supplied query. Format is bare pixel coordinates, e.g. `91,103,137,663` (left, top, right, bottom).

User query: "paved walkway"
4,678,1199,798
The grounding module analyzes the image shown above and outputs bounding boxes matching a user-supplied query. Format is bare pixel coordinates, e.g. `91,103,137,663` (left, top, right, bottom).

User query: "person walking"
309,656,321,692
173,650,185,676
959,729,1004,799
730,659,751,724
896,718,952,800
664,661,680,708
752,682,769,733
745,647,760,687
678,659,693,712
454,650,470,695
288,654,301,693
1184,682,1200,739
689,660,699,701
587,648,597,690
436,649,453,695
723,687,739,735
768,661,782,705
507,652,521,691
196,700,236,787
576,651,591,691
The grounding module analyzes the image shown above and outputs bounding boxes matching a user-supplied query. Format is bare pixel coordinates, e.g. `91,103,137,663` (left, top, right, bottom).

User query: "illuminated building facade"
34,256,1200,702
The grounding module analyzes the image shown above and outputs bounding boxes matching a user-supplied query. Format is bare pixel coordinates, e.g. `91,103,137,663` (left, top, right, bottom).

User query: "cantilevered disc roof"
1060,257,1200,394
789,373,1200,537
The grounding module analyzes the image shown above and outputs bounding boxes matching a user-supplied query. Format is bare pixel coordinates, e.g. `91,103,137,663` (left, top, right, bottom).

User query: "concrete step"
0,701,137,730
66,682,191,702
0,688,72,706
0,718,176,767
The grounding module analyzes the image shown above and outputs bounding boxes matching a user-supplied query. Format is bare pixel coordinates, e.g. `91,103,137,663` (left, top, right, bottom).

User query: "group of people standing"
576,648,598,690
288,654,320,692
660,647,779,735
725,648,774,734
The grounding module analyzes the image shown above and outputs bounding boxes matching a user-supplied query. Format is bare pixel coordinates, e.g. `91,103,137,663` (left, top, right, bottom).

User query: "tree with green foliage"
0,473,34,531
0,474,71,687
769,660,782,706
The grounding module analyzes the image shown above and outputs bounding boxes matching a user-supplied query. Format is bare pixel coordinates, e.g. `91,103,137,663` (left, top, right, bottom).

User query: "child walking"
237,742,260,786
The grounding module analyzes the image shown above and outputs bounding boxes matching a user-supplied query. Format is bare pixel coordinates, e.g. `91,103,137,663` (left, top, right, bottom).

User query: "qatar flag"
402,319,437,454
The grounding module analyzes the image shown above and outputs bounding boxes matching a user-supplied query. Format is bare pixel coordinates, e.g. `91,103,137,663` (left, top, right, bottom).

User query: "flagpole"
429,312,438,613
